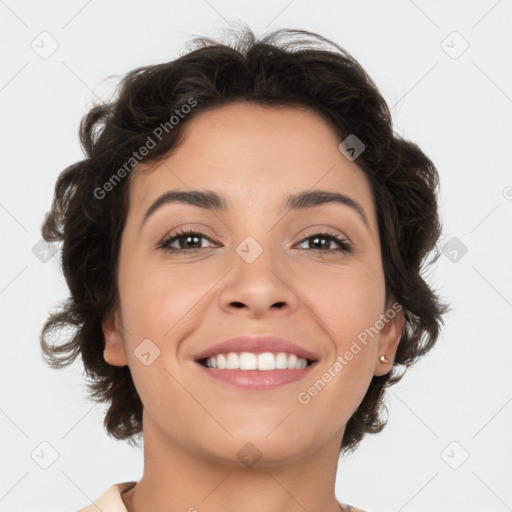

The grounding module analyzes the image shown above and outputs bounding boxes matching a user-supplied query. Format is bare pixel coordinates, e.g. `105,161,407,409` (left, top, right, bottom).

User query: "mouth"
191,335,320,390
196,352,318,370
194,352,319,391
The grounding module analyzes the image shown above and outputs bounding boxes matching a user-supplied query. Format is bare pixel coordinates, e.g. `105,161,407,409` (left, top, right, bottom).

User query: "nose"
218,241,299,318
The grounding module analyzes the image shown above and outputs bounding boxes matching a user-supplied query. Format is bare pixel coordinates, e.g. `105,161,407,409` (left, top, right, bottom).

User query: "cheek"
118,253,207,339
301,265,383,407
115,254,203,410
306,263,385,346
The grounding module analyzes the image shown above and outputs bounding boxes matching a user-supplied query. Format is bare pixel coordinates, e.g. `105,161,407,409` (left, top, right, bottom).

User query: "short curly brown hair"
40,24,448,456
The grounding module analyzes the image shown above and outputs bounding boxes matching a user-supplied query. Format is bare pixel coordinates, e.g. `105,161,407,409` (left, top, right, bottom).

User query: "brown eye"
160,229,215,251
296,232,352,253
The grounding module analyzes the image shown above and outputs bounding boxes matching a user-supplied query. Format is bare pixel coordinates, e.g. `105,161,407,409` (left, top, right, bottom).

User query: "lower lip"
195,362,317,390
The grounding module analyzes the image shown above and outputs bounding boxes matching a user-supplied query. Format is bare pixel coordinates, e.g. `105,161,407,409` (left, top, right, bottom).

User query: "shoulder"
76,481,137,512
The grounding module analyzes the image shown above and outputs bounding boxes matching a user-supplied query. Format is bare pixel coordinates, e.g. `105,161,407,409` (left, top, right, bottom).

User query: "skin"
102,102,404,512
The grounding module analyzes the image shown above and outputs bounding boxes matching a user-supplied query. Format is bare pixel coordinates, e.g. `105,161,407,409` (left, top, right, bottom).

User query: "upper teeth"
204,352,309,370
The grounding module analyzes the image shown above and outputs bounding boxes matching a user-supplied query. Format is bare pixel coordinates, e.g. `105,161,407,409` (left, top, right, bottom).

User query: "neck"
122,411,345,512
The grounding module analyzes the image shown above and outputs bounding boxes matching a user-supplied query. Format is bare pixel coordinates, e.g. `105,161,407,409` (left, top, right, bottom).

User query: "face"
103,102,404,464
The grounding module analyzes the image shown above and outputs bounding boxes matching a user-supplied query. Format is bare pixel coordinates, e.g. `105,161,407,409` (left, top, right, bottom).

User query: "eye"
159,229,216,252
296,231,352,253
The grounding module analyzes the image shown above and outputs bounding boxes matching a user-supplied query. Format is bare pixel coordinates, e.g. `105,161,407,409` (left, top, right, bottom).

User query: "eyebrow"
141,189,370,229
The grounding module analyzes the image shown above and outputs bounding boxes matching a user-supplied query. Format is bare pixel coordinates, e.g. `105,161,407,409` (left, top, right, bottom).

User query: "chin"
195,433,314,468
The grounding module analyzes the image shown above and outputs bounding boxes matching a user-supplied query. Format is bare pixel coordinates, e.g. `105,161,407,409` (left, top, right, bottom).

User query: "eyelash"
159,228,352,254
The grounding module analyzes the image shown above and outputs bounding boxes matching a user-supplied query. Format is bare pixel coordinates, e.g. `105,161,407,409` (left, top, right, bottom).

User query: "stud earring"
379,355,390,363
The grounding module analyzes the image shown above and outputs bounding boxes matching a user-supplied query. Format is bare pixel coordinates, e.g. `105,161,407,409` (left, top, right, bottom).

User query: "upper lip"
193,335,320,362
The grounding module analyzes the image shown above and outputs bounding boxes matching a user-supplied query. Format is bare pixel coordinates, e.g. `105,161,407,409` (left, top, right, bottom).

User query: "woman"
40,25,447,512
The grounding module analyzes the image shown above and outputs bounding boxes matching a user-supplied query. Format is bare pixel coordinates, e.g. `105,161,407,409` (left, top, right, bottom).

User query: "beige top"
77,482,137,512
76,481,366,512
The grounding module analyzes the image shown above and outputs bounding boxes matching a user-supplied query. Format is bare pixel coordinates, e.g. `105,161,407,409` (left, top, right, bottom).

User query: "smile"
195,352,318,391
198,351,315,370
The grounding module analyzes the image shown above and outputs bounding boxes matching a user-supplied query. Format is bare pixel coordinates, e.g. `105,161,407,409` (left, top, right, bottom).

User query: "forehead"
129,102,376,225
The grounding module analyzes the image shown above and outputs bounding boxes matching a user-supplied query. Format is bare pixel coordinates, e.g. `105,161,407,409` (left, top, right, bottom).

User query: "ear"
102,307,129,367
373,298,405,376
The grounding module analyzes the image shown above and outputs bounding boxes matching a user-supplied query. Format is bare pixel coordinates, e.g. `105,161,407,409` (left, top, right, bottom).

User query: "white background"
1,1,511,511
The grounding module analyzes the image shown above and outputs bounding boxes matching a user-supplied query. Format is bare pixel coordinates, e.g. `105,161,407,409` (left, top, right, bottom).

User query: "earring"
379,355,390,363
